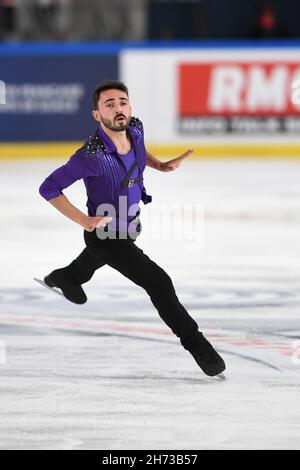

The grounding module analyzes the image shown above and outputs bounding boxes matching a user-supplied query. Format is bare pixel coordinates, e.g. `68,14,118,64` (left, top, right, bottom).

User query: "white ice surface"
0,158,300,450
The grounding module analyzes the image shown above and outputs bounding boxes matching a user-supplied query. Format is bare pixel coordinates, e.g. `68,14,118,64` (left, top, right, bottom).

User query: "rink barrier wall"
2,41,300,159
1,142,300,160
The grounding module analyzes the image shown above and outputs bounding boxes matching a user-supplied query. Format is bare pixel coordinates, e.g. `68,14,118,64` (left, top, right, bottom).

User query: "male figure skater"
39,80,225,377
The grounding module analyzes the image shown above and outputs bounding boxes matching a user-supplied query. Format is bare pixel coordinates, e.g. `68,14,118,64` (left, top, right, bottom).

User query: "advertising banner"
179,61,300,134
120,47,300,148
0,49,118,141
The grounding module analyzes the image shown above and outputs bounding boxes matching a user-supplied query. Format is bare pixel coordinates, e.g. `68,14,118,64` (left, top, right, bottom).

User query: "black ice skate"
37,268,87,304
189,333,226,377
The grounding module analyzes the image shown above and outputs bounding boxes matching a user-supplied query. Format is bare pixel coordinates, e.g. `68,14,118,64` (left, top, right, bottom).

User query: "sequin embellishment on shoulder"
130,117,143,131
84,134,106,158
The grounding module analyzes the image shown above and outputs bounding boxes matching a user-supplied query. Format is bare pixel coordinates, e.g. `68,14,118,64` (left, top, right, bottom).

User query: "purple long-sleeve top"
39,117,152,233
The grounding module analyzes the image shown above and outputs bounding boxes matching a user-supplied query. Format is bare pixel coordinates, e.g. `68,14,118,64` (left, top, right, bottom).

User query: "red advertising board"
178,62,300,133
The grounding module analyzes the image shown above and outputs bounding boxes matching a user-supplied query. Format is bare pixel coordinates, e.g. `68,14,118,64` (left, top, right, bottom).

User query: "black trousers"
64,230,201,351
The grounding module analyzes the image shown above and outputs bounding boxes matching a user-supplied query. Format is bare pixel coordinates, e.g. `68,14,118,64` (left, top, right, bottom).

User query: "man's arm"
146,149,194,172
48,195,112,232
146,151,163,170
39,150,112,231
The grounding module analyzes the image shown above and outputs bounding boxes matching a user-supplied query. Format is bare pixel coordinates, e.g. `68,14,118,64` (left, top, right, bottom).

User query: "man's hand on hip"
81,215,113,232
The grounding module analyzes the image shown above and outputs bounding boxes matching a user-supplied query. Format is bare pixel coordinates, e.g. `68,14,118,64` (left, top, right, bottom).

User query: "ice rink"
0,157,300,450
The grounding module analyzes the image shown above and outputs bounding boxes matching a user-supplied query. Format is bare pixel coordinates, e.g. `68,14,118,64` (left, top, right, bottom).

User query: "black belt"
122,159,142,188
127,176,142,187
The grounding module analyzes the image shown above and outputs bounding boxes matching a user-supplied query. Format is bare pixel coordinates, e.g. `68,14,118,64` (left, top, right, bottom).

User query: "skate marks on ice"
0,335,299,450
1,156,300,448
2,282,300,310
1,273,300,377
0,305,298,376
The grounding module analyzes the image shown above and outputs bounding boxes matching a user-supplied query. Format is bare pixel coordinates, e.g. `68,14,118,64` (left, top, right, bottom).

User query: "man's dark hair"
92,80,129,110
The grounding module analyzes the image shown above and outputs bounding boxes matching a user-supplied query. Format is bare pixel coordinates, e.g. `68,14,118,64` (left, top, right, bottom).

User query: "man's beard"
100,114,131,132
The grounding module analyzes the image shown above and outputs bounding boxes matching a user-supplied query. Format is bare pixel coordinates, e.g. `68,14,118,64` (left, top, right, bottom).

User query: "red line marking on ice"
0,314,296,358
0,314,172,336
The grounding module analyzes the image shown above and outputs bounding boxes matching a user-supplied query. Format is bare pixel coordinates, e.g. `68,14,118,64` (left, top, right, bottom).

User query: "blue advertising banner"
0,44,118,141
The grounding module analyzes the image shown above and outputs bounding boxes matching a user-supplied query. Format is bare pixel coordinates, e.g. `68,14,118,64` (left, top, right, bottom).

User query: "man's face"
92,88,131,132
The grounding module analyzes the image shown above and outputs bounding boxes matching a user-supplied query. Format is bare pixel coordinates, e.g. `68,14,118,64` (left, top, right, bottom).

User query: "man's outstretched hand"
159,149,194,172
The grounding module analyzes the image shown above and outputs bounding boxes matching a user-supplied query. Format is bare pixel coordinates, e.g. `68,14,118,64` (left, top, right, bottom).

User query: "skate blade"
216,372,226,380
34,277,64,297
